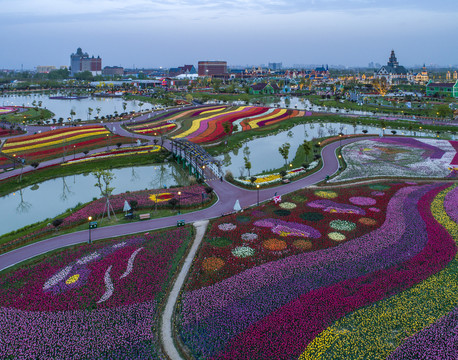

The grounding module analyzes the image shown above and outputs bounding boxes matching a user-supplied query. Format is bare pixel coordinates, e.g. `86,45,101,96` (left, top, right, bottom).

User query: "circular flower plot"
218,223,236,231
279,202,297,210
206,237,232,248
349,196,376,206
292,240,312,250
328,232,346,242
369,207,380,212
273,209,291,216
359,217,378,226
236,215,251,223
232,246,255,258
299,212,324,222
241,233,258,242
315,190,338,199
202,257,225,272
329,220,356,231
263,238,287,251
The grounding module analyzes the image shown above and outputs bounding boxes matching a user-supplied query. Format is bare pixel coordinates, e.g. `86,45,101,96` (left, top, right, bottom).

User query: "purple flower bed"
374,137,445,160
0,227,192,358
178,184,456,359
444,185,458,224
387,306,458,360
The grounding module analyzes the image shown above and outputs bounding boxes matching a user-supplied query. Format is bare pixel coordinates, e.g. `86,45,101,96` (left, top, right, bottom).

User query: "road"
0,135,367,272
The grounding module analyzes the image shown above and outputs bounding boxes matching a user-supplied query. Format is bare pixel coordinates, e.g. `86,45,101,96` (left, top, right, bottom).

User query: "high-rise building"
268,62,282,70
198,61,227,76
70,48,102,76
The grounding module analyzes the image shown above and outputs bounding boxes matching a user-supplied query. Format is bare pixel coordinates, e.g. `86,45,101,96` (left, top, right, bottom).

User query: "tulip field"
176,181,458,359
0,125,136,163
126,105,307,144
1,184,209,254
0,227,194,359
331,137,458,182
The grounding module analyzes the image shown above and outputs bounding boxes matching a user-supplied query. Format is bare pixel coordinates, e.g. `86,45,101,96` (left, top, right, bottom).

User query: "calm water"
1,93,151,123
0,164,189,236
216,122,432,177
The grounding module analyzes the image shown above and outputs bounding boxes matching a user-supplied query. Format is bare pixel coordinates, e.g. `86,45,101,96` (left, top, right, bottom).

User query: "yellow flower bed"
248,109,287,129
299,184,458,360
61,147,160,166
4,127,109,148
3,131,110,153
173,106,247,139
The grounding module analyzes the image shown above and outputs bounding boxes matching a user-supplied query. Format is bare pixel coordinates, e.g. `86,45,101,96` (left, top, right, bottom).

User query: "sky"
1,0,457,69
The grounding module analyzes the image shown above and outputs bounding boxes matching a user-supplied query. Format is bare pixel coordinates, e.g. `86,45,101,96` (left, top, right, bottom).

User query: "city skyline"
1,0,458,69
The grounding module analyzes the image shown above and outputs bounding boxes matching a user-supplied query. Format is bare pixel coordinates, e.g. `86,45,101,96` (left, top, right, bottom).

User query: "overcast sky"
1,0,457,69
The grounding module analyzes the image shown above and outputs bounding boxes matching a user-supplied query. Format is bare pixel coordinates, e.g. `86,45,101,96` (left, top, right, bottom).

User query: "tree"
122,102,127,112
244,156,252,177
87,107,93,121
372,78,391,96
302,140,312,162
185,94,193,104
70,109,76,122
93,169,116,220
278,142,291,168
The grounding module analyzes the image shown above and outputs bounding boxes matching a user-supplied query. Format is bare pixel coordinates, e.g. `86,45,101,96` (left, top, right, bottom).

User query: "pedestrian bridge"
169,139,222,179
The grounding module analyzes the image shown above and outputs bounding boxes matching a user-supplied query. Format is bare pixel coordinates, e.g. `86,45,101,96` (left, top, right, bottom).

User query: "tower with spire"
387,50,399,68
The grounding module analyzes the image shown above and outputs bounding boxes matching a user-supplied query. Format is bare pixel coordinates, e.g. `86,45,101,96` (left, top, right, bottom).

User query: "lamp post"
178,191,181,214
73,145,76,160
88,216,92,244
106,134,109,151
13,154,16,169
256,184,260,206
339,132,343,147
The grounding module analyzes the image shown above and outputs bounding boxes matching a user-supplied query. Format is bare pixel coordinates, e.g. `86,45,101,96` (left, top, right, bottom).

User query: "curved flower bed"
176,182,457,359
1,126,136,162
331,138,458,182
0,227,193,358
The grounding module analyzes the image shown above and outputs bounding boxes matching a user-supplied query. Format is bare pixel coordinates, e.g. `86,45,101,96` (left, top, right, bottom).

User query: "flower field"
0,125,136,162
1,184,209,254
331,138,458,182
176,182,458,359
0,227,194,358
126,105,305,144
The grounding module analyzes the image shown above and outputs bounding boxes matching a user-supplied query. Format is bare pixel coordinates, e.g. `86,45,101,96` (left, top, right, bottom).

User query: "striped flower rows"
1,126,135,162
176,182,457,359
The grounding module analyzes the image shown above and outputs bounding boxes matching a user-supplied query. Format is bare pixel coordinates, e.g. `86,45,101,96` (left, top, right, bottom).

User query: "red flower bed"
191,107,267,143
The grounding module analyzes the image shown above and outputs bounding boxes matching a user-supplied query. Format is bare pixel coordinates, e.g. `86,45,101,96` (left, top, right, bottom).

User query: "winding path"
0,135,365,272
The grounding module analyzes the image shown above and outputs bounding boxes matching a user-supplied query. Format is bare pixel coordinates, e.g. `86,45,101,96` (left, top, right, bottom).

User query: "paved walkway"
161,220,209,360
0,135,370,272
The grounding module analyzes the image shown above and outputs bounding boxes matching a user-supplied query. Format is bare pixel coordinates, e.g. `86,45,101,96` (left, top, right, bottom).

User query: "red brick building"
198,61,227,77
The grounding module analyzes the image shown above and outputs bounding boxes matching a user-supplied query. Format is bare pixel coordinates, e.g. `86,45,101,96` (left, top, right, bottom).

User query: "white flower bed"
330,139,457,183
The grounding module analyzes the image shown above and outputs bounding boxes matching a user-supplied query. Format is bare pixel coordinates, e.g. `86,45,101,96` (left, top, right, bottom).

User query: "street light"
339,132,343,147
73,145,76,160
256,184,260,206
88,216,92,244
178,191,181,214
106,134,109,151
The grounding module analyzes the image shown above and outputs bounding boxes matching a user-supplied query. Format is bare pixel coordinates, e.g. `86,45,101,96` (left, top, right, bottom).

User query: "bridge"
169,138,222,180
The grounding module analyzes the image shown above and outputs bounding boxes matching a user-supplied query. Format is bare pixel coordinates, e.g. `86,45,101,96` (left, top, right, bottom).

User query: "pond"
0,163,189,236
216,122,433,178
0,93,152,123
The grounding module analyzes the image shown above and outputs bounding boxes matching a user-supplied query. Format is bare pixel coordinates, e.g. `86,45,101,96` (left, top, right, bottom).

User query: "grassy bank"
0,151,169,197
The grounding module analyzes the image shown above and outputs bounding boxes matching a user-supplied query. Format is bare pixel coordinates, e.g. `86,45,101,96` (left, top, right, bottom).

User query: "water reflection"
1,93,147,123
216,122,433,177
0,164,189,236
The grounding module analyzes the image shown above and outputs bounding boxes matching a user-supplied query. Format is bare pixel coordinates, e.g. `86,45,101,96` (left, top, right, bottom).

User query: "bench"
139,213,151,220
